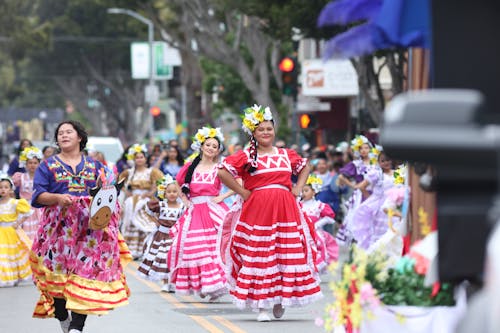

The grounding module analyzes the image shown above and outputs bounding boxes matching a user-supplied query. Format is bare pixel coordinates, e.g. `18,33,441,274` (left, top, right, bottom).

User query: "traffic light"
149,106,161,117
279,57,298,99
299,113,317,129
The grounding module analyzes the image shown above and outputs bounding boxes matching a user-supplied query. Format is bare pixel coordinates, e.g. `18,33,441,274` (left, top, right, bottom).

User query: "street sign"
153,42,174,80
145,84,159,104
296,96,330,112
131,42,178,80
131,42,150,79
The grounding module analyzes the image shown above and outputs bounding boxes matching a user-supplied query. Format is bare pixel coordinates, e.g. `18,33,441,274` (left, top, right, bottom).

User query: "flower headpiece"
156,174,176,200
0,172,14,190
19,146,43,167
241,104,273,136
369,144,383,165
126,144,148,160
393,164,407,185
350,135,372,153
190,126,224,153
306,174,323,193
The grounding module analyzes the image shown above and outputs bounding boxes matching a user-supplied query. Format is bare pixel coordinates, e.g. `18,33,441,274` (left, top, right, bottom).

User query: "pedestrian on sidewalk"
30,120,132,333
137,174,185,292
167,126,230,300
218,105,323,322
0,174,32,287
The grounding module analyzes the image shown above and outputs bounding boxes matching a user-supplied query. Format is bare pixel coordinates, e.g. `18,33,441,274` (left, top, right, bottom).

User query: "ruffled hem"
30,253,130,317
174,282,227,298
0,275,31,287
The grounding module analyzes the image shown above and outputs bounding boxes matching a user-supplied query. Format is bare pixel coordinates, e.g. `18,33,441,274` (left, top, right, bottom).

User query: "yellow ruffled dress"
0,198,32,287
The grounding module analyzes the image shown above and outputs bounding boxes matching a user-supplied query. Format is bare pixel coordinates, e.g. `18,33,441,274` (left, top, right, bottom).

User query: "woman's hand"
240,189,252,201
211,195,224,204
291,186,302,197
57,194,73,207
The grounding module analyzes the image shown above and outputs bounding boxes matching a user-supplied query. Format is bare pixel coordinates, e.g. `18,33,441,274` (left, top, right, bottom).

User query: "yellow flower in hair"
195,132,206,143
371,147,380,156
243,118,255,132
254,111,264,123
134,145,142,153
306,174,323,193
208,128,217,138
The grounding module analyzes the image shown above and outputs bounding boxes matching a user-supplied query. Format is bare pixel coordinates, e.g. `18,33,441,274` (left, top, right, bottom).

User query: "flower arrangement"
241,104,273,136
306,174,323,193
19,146,43,167
393,164,407,185
156,174,176,200
126,144,148,160
191,126,224,153
319,246,456,333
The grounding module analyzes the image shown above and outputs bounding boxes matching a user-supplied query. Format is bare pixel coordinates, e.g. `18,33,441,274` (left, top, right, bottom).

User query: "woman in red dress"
218,105,322,322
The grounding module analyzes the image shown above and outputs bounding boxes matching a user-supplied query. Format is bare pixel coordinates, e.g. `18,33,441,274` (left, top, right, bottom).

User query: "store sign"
302,59,359,97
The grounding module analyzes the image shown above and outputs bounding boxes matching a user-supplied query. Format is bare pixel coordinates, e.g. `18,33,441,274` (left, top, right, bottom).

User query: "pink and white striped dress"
167,163,228,298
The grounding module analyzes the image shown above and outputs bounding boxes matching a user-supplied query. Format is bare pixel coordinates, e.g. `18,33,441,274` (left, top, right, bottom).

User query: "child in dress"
12,146,43,240
137,174,184,292
0,174,32,287
301,174,339,273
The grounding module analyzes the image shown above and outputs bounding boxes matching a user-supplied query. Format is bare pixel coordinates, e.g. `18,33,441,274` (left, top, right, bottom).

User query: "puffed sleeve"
31,160,51,208
339,161,356,178
319,202,336,219
150,168,164,184
286,148,307,175
11,172,22,188
15,198,31,215
219,150,247,178
176,162,191,186
364,166,380,185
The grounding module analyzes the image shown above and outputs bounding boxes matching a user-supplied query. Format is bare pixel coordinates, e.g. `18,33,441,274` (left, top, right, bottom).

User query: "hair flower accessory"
156,174,176,200
241,104,273,135
190,126,224,153
351,135,372,153
393,164,407,185
306,174,323,193
127,144,148,160
19,146,44,167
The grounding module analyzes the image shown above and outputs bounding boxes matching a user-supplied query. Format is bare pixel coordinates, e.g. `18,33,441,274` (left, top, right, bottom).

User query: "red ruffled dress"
220,148,322,310
167,163,228,298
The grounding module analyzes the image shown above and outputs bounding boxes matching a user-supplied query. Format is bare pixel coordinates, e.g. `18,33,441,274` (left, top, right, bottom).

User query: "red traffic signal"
149,106,161,117
279,57,295,72
300,114,311,129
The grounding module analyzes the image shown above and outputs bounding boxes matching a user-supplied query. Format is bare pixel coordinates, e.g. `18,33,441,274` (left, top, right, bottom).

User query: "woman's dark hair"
165,146,184,166
54,120,88,152
17,139,33,154
182,154,201,195
182,137,221,194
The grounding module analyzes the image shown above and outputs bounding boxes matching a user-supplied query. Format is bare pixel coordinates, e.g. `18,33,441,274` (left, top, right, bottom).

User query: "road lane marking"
126,261,247,333
189,316,224,333
211,316,247,333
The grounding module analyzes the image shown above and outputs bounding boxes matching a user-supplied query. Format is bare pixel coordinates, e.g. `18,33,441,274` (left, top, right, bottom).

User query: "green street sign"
153,42,173,80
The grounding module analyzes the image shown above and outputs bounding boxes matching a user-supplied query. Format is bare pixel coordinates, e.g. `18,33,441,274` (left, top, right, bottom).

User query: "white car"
86,136,124,167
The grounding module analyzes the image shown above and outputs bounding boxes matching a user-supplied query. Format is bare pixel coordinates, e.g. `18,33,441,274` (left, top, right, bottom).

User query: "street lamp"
107,8,156,139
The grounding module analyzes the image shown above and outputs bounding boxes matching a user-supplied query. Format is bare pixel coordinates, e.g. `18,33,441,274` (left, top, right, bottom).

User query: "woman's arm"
218,169,250,200
292,163,310,197
36,192,73,207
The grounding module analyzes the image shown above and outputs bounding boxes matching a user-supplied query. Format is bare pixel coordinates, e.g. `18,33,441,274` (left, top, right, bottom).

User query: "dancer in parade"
119,144,164,259
12,146,44,240
0,174,32,287
137,174,184,292
218,105,322,322
30,120,131,333
300,174,339,273
167,126,230,300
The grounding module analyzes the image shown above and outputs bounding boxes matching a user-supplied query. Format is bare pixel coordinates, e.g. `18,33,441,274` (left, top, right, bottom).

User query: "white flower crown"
306,174,323,193
127,144,148,160
19,146,43,167
156,174,176,200
190,126,225,153
241,104,273,136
